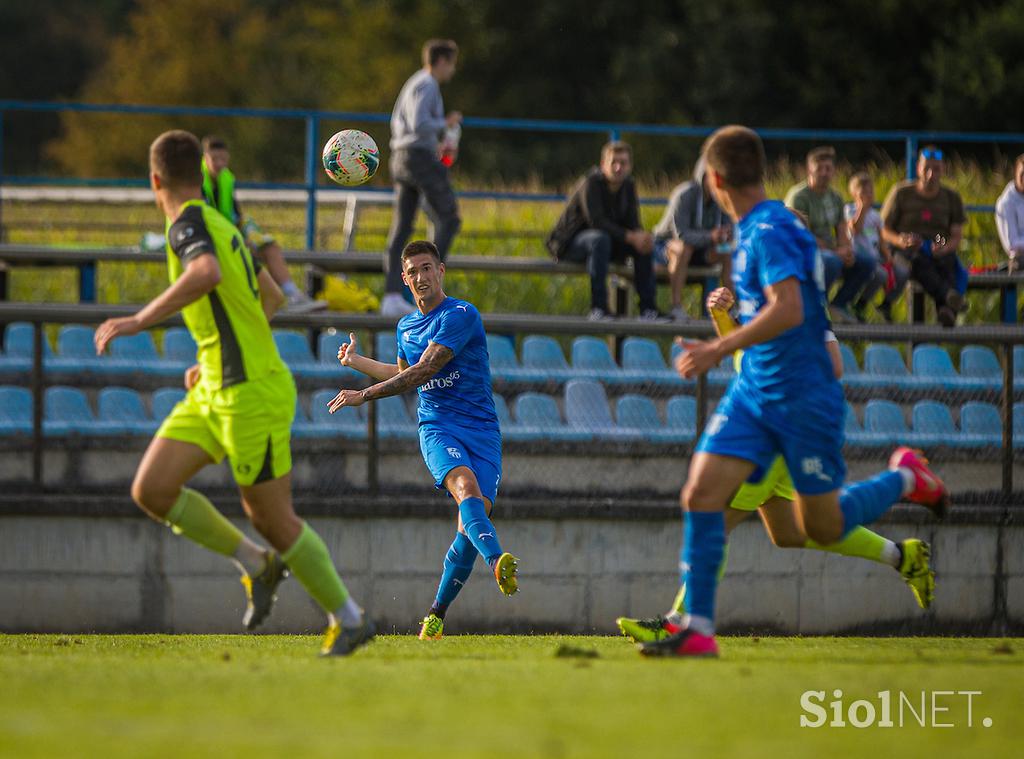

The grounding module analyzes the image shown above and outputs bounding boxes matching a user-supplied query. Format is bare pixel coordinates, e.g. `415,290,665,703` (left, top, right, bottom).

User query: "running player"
94,129,373,657
327,239,519,640
616,286,934,643
641,126,948,658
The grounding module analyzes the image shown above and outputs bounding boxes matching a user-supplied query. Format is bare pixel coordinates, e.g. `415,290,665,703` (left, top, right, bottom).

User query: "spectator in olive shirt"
880,146,966,328
784,146,875,323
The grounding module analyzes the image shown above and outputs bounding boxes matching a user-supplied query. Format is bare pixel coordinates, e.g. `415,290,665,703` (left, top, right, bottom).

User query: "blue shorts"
419,422,503,504
696,382,846,495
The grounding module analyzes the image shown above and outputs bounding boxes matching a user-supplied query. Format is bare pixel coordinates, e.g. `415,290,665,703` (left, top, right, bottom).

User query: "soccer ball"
322,130,380,186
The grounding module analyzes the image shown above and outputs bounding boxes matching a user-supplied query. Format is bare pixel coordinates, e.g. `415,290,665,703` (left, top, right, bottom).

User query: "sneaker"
381,293,416,317
240,551,289,631
639,627,719,658
639,309,668,322
937,305,956,328
616,615,681,644
418,613,444,641
493,552,520,596
889,446,949,518
670,306,689,323
945,289,965,313
284,290,328,313
897,539,935,610
587,307,613,322
828,305,857,324
320,617,377,657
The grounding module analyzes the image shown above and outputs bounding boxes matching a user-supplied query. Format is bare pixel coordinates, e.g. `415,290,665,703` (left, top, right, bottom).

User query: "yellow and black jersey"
165,199,286,390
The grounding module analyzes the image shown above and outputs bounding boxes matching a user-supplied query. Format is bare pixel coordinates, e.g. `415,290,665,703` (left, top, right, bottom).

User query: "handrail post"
1002,342,1014,505
905,135,918,180
79,261,96,302
304,114,320,252
32,321,43,486
696,372,708,436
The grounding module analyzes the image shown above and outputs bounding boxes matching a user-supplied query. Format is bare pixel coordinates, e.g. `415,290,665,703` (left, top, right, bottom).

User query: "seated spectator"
995,153,1024,273
651,157,733,322
201,135,325,313
785,146,875,323
546,141,659,320
845,172,909,322
880,145,967,327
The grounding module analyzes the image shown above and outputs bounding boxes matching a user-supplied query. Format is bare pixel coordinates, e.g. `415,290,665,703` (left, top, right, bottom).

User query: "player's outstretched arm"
94,255,221,355
256,268,286,321
336,332,401,381
327,340,453,413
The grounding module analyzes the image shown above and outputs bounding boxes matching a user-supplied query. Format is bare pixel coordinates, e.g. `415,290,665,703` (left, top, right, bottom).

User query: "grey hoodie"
995,180,1024,256
652,157,731,248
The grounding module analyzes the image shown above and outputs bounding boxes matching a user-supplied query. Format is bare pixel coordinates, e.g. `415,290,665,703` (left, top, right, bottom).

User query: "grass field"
1,634,1021,758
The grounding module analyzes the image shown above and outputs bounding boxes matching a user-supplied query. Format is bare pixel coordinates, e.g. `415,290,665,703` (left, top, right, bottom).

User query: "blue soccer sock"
838,470,904,536
679,511,726,636
430,532,479,618
458,497,503,566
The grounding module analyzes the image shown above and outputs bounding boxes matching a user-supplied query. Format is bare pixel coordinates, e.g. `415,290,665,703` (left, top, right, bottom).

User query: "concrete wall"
1,501,1021,635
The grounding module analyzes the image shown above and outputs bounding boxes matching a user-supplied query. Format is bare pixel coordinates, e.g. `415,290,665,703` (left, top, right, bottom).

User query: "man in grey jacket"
651,157,733,321
382,39,463,317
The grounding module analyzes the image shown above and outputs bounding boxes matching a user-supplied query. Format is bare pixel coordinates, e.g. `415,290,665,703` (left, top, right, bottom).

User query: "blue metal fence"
3,99,1024,251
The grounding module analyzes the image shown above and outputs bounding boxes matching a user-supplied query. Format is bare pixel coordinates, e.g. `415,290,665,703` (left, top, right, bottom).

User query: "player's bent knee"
130,476,175,519
803,521,842,546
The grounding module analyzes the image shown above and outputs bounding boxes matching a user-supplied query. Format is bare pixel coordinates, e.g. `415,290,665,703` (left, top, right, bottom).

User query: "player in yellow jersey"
94,130,372,656
616,285,934,643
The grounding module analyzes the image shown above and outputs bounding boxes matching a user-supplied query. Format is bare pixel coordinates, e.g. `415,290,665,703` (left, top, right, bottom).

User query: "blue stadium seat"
44,386,114,436
838,343,868,389
377,395,417,439
960,402,1001,447
314,331,364,385
521,335,573,383
152,388,186,422
486,334,527,383
0,322,37,378
1016,347,1024,379
375,332,399,364
621,337,683,386
98,387,157,436
50,325,105,375
513,392,588,442
616,394,684,444
863,344,911,388
958,345,1001,391
274,331,336,381
843,402,879,447
664,395,697,442
708,355,736,387
290,396,316,439
493,392,529,442
565,379,641,440
912,344,965,390
309,389,366,439
571,337,626,384
912,401,959,447
863,399,909,445
112,332,178,378
163,328,198,366
1016,402,1024,449
0,386,32,435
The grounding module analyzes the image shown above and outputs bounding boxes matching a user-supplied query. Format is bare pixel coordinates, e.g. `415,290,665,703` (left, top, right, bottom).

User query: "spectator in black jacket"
546,141,658,320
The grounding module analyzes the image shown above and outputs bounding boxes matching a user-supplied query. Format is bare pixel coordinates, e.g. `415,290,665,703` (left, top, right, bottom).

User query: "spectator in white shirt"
995,153,1024,273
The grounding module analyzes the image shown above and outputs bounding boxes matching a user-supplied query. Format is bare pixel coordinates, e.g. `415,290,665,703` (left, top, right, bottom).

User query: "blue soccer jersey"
396,297,498,430
731,200,837,403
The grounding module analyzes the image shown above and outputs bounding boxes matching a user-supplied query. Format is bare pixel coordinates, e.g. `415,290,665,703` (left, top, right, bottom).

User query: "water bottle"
440,123,461,167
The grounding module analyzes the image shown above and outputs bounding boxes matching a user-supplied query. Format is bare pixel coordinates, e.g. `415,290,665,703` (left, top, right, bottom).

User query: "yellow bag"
318,275,380,312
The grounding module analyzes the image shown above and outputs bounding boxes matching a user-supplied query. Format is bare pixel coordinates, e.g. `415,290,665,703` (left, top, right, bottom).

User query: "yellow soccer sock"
281,521,349,614
165,487,244,557
805,526,899,567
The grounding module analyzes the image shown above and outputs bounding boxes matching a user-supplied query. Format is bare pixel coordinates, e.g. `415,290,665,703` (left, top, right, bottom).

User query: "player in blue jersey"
641,126,949,658
327,240,519,640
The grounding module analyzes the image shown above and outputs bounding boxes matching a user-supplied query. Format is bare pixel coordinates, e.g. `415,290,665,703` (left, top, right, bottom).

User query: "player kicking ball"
328,239,519,641
639,126,947,658
95,130,373,657
617,286,934,644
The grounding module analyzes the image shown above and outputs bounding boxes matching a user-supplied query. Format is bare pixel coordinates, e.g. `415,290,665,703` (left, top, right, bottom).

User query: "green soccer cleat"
616,615,679,644
897,538,935,610
493,552,520,596
240,551,289,631
418,613,444,641
320,617,377,657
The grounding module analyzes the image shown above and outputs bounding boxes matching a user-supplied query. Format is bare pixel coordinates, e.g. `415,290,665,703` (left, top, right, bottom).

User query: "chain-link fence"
2,305,1021,509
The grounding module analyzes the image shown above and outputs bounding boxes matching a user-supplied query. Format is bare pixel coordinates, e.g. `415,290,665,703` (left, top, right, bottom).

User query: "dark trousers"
563,229,657,313
910,251,960,308
384,148,462,293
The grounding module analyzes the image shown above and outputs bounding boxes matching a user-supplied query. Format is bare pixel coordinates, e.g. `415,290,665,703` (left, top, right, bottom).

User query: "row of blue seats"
845,399,1024,448
3,323,1022,392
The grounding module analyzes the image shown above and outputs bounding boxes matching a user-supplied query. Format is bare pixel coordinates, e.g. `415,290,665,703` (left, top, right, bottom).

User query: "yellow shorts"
157,370,296,487
729,456,796,512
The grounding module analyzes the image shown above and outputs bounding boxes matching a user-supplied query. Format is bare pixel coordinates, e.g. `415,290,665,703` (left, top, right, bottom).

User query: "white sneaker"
284,291,327,313
381,293,416,317
670,306,689,323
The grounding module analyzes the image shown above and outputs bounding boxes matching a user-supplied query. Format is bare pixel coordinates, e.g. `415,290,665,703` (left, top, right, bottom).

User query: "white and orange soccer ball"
322,130,380,186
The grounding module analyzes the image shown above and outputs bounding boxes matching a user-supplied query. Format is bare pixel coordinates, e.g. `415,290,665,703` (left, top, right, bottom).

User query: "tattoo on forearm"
361,343,454,402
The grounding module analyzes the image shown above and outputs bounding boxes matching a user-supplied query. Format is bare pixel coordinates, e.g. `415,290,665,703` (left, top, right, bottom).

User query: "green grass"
0,634,1021,758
